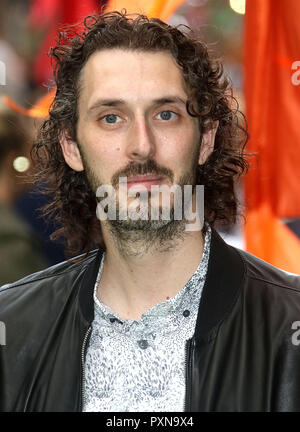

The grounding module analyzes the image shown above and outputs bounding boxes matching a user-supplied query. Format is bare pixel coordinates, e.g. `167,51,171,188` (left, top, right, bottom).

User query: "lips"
125,174,165,191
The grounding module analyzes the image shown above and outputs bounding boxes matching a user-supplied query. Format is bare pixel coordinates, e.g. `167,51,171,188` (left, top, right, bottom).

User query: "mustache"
111,160,174,188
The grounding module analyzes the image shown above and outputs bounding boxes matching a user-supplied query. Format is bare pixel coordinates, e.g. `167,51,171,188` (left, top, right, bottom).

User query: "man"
0,11,300,412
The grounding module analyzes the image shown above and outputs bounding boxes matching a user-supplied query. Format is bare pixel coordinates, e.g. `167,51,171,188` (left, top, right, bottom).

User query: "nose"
125,116,156,162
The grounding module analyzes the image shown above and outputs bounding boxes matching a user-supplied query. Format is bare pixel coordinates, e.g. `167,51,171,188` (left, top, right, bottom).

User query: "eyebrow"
86,96,187,115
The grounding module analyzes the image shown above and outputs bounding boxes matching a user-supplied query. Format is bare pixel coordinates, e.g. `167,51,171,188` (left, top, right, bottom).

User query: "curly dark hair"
32,10,249,257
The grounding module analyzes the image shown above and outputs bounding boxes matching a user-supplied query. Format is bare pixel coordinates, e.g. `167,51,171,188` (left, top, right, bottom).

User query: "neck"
97,220,206,321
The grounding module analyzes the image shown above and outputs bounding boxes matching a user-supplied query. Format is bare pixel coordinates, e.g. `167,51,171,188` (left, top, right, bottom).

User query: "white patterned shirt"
83,227,211,412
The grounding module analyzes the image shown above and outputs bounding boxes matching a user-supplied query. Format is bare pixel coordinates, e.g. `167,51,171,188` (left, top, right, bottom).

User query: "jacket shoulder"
0,250,99,296
235,247,300,293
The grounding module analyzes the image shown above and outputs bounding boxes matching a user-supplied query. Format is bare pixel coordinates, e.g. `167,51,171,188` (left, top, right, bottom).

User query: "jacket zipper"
184,338,193,412
81,326,92,411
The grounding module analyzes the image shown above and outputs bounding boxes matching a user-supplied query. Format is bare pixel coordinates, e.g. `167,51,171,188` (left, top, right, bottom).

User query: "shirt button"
183,309,190,317
138,339,149,349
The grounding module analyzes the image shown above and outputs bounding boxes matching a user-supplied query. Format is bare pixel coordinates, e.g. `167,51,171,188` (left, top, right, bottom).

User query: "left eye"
102,114,122,124
156,111,176,121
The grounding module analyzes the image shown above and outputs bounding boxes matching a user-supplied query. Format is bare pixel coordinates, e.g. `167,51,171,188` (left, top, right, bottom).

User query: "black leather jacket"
1,229,300,412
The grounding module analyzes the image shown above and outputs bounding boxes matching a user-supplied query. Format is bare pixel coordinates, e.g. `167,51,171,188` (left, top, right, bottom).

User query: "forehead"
78,49,188,110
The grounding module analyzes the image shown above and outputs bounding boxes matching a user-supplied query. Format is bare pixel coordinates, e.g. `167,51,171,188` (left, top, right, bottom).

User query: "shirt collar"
93,226,211,328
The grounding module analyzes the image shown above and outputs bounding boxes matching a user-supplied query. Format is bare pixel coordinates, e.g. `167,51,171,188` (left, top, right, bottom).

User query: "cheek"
88,149,121,177
158,129,198,164
80,126,122,163
84,145,126,186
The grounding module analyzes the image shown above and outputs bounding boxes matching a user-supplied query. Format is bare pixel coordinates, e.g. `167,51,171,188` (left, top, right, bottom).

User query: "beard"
79,146,200,257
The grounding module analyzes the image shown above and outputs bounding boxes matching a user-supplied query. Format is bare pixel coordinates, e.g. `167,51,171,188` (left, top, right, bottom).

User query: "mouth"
126,174,165,190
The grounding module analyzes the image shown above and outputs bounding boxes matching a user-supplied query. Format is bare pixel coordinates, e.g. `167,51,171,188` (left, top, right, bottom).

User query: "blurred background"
0,0,299,284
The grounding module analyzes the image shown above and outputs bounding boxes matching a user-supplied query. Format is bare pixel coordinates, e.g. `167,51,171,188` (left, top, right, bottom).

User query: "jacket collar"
78,249,103,325
194,228,245,339
78,228,246,337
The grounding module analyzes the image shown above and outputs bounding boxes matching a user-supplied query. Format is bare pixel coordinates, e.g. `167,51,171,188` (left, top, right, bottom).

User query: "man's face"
61,49,213,229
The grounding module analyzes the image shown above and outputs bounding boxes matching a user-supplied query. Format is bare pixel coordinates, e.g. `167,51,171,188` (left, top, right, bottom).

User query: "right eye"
101,114,122,124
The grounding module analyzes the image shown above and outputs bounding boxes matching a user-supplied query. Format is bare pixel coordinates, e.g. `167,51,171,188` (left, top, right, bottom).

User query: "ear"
59,132,84,172
198,120,219,165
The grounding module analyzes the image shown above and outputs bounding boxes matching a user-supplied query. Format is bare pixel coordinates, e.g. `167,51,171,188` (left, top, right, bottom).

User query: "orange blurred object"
106,0,185,21
244,0,300,273
4,90,56,118
246,205,300,274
